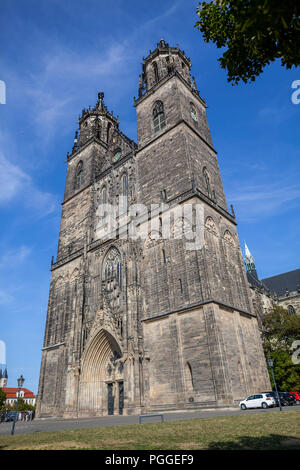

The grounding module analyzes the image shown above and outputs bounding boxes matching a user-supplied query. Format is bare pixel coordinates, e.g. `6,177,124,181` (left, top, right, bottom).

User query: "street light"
267,357,282,411
11,374,25,435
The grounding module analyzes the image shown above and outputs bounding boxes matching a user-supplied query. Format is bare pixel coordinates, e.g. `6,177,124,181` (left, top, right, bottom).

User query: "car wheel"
240,404,246,410
262,402,268,409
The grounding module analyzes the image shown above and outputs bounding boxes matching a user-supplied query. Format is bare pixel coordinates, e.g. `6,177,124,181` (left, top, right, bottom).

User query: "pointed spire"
245,242,251,259
244,242,259,280
96,92,105,111
3,367,7,378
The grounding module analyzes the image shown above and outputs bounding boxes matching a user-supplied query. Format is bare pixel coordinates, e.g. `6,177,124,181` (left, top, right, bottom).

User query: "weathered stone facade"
36,40,270,418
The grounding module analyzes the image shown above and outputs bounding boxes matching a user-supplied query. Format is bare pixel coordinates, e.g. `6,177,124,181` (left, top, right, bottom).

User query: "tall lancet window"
122,173,128,198
153,61,159,84
102,186,107,204
95,119,102,140
74,161,83,190
153,101,165,133
103,247,122,310
106,122,112,143
120,173,128,213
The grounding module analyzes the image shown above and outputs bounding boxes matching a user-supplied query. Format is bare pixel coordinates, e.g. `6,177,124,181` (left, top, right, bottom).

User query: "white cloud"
0,152,58,215
0,245,32,269
229,184,300,222
0,153,30,204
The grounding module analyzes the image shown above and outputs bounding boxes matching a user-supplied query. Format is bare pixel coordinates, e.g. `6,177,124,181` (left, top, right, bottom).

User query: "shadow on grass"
207,434,300,450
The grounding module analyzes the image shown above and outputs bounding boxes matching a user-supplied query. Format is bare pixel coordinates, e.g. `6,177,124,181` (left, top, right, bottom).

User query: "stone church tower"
36,40,270,418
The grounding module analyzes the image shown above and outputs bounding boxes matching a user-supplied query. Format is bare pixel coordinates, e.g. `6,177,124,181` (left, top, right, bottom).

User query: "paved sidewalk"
0,405,298,436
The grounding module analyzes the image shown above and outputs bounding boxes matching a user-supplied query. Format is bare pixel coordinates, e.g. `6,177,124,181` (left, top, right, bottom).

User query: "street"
0,405,299,437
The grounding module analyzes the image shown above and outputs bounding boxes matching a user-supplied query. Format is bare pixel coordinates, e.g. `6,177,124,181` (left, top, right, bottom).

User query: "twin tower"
36,40,270,418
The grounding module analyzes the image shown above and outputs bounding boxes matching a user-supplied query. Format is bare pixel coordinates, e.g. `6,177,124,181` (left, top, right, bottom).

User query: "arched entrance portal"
79,329,124,416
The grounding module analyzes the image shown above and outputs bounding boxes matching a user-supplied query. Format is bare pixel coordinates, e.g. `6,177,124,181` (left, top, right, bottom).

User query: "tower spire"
0,366,7,387
244,242,259,280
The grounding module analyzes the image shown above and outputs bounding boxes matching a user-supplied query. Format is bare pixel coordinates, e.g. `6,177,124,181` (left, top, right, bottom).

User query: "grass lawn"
0,410,300,450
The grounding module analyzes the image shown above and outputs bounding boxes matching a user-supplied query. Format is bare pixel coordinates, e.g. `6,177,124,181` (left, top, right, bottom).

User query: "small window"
113,150,122,163
153,101,166,133
288,305,295,315
190,103,198,122
161,189,167,200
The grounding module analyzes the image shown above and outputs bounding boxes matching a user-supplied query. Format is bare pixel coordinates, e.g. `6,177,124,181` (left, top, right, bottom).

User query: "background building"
244,244,300,327
0,368,36,407
2,388,36,407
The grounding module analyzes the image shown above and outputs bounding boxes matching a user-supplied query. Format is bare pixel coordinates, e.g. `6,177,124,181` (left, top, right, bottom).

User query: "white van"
239,393,276,410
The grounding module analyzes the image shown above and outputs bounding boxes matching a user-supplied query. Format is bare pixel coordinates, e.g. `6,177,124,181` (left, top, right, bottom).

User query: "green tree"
0,388,6,410
195,1,300,84
262,304,300,391
12,398,35,412
267,350,300,391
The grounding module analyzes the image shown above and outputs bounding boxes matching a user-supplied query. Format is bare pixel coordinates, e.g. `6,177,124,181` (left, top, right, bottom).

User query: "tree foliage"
0,388,6,409
195,0,300,84
262,304,300,391
267,349,300,391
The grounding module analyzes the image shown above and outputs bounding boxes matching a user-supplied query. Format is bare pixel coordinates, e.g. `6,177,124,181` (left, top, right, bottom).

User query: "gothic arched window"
95,118,101,139
119,173,128,213
153,61,159,83
106,122,112,143
101,186,107,204
121,173,128,197
103,247,122,310
288,305,296,315
153,101,166,133
74,161,83,190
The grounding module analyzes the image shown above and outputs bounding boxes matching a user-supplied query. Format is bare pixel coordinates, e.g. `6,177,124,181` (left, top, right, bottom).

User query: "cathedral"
36,40,271,418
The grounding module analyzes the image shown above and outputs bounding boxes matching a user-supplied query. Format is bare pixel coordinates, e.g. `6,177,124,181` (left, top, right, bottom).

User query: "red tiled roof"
2,387,35,399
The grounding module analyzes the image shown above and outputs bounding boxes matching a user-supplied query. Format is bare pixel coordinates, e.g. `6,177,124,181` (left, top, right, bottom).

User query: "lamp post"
267,358,282,411
11,374,25,435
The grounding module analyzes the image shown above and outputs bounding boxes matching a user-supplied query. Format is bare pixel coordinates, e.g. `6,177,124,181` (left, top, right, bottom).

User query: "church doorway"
107,383,114,415
79,329,124,415
106,381,124,415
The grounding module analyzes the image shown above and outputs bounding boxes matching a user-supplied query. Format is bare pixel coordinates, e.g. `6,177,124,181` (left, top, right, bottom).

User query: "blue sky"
0,0,299,393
